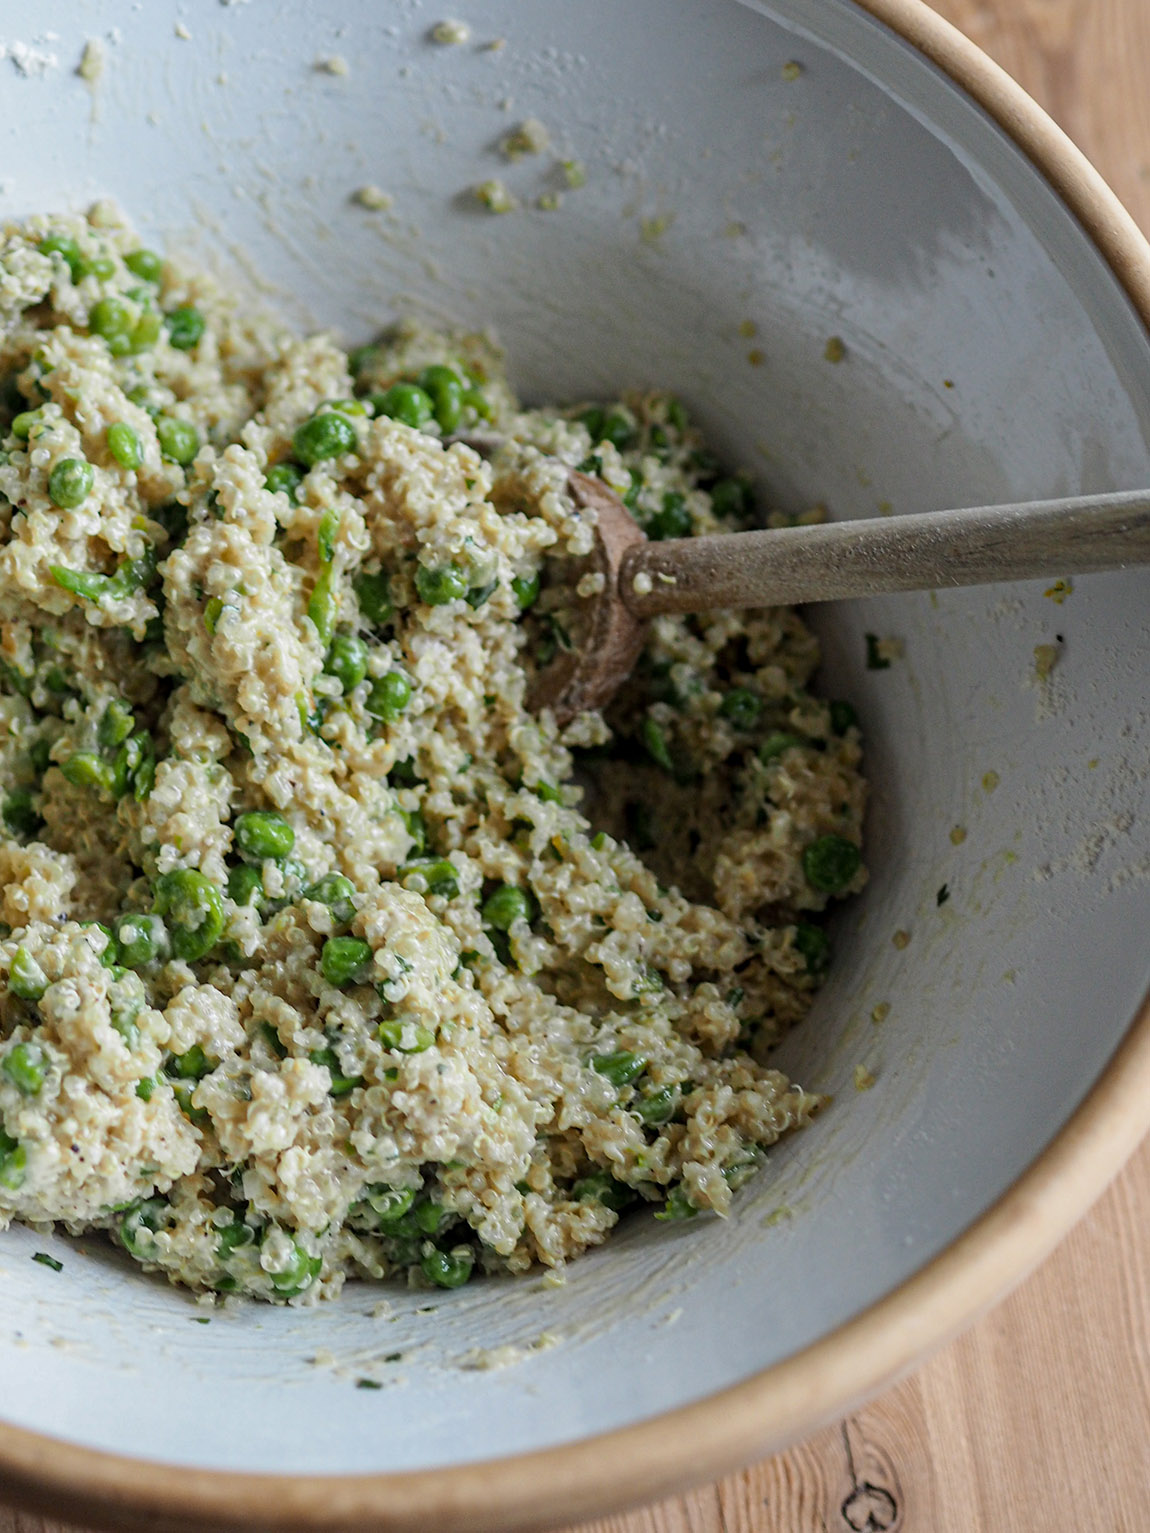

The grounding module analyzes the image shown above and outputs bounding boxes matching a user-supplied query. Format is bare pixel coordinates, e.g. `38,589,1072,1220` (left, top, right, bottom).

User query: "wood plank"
3,3,1149,1531
569,1133,1150,1533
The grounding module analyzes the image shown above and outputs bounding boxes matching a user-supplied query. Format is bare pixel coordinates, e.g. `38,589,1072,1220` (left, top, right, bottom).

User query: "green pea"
113,912,168,969
415,563,469,606
320,936,374,987
88,296,132,345
377,1017,435,1053
3,1041,46,1096
324,633,368,693
217,1219,255,1261
168,1044,212,1080
134,1074,159,1102
128,309,163,353
266,1237,322,1297
348,344,381,377
11,411,39,441
640,716,674,772
481,884,536,931
61,751,115,794
154,870,226,962
292,411,356,466
591,1050,647,1087
371,383,434,429
802,834,862,894
401,858,458,899
3,789,42,839
308,1045,363,1097
830,700,859,735
759,732,804,763
417,365,464,432
306,565,339,647
647,490,692,541
654,1184,698,1222
124,248,163,283
365,671,412,721
461,386,491,420
302,873,357,925
794,922,830,974
572,1171,634,1211
718,688,762,730
234,811,295,861
8,946,48,1002
227,863,264,907
0,1128,26,1191
106,422,142,470
264,461,304,503
634,1083,678,1127
98,697,135,749
165,306,206,351
47,457,94,509
511,571,540,610
39,233,82,279
354,570,392,626
76,254,116,281
420,1245,474,1289
709,477,751,518
362,1185,415,1225
156,417,199,466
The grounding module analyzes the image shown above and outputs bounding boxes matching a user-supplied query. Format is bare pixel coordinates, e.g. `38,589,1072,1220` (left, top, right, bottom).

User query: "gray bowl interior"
0,0,1147,1477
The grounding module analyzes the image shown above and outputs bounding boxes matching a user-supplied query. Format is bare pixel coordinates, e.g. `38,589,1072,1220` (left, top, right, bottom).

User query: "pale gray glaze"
0,0,1146,1477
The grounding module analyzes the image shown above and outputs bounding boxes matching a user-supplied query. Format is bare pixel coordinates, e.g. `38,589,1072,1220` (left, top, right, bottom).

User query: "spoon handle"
619,488,1150,616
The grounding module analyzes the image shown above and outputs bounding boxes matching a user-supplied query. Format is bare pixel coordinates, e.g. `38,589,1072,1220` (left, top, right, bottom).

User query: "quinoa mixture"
0,207,866,1302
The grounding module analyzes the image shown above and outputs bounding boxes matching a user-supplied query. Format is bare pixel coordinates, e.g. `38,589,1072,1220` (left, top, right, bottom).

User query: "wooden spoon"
531,471,1150,722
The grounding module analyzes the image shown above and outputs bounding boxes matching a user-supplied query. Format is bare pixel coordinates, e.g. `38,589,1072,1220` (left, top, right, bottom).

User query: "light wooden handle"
620,489,1150,615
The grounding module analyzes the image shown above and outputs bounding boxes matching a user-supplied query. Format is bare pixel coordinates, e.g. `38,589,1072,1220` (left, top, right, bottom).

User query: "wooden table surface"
3,3,1149,1532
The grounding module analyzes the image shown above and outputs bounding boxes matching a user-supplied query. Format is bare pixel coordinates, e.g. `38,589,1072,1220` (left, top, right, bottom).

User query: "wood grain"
2,4,1148,1532
623,489,1150,615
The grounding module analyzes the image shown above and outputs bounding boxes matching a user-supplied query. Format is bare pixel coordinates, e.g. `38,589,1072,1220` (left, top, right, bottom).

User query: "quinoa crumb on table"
0,205,867,1303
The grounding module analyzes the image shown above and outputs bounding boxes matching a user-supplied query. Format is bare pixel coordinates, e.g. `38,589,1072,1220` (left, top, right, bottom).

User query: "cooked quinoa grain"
0,209,866,1302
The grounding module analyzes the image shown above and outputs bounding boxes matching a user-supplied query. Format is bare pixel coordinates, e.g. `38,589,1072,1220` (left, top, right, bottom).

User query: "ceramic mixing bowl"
0,1,1148,1529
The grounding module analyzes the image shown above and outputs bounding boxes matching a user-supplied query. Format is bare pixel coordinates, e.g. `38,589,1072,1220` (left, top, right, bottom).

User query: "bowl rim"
3,2,1150,1528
